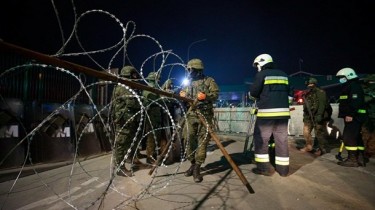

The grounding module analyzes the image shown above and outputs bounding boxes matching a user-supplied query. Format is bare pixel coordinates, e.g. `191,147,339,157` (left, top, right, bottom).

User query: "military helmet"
307,77,318,85
146,72,160,81
336,67,358,80
187,58,204,70
120,65,137,77
253,54,273,68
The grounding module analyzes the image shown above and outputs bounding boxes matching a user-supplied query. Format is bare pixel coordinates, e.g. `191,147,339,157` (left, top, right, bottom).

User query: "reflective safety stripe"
339,95,348,99
257,112,290,117
268,143,275,148
254,154,270,163
275,156,289,166
258,108,290,112
345,146,358,151
358,109,366,114
257,108,290,117
264,76,289,85
357,146,365,151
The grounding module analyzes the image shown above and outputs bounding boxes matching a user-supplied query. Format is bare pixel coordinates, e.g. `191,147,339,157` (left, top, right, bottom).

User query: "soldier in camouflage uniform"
112,66,146,176
361,74,375,162
142,72,163,164
300,77,330,155
179,58,219,183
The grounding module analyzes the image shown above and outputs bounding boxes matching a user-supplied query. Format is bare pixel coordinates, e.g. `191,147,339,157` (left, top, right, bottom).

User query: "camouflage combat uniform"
142,72,162,163
180,58,219,182
301,78,329,154
112,66,142,176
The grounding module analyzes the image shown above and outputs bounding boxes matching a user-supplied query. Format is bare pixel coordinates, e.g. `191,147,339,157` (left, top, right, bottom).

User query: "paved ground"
0,133,374,210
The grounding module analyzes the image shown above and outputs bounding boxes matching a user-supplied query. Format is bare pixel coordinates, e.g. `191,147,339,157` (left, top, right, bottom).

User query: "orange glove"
179,90,186,97
197,92,206,100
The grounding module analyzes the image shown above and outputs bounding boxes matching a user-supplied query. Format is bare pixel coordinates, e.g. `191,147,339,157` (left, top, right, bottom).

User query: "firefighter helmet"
253,54,273,68
336,67,358,80
187,58,204,70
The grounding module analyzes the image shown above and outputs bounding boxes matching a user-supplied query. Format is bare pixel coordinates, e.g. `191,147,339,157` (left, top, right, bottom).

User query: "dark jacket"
250,68,290,119
338,78,367,122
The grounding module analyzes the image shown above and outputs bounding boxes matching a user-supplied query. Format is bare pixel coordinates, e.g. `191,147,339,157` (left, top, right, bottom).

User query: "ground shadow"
206,139,236,152
201,152,252,176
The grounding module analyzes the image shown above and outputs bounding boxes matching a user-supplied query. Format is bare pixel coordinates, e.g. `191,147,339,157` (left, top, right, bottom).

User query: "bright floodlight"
182,78,190,86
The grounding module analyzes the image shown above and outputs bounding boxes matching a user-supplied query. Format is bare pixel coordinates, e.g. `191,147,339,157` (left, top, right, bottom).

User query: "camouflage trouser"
114,116,139,166
303,120,328,150
145,117,162,157
183,111,213,165
144,107,162,157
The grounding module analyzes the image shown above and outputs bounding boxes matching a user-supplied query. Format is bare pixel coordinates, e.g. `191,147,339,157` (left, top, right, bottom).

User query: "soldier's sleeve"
206,77,219,102
316,89,327,117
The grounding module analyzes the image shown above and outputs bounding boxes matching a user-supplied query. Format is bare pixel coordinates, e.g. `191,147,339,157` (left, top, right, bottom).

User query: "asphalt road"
0,134,374,210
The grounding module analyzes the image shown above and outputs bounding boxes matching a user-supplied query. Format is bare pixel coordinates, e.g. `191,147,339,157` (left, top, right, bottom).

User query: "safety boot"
193,164,203,183
357,151,367,167
337,151,359,167
252,167,275,176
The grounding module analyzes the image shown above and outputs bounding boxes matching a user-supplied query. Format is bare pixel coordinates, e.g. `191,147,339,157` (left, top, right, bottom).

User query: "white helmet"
336,67,358,80
253,54,273,71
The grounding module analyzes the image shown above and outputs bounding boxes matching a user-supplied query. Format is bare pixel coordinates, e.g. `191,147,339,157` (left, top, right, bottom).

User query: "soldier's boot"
337,151,359,167
299,144,313,152
313,147,326,156
116,166,133,177
193,164,203,183
146,151,157,165
184,161,195,177
132,158,150,169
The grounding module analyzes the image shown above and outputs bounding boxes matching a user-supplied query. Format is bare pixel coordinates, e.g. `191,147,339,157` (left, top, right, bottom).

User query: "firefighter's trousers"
254,118,289,176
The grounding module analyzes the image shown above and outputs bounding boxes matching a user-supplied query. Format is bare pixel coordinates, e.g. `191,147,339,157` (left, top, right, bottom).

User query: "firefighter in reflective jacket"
250,54,290,177
336,67,368,167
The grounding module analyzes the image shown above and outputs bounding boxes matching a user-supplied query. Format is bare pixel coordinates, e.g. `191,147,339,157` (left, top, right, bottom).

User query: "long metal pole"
0,40,255,194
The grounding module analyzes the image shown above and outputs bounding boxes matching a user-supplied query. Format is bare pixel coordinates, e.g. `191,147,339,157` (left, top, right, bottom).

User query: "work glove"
179,90,186,97
197,92,206,101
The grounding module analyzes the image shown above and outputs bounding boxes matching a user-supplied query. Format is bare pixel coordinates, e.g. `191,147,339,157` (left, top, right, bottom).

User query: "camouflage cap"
307,77,318,85
146,72,160,81
187,58,204,70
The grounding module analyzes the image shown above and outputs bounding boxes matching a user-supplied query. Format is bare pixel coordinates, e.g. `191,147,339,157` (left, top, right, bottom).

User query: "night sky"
1,0,374,86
